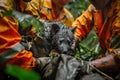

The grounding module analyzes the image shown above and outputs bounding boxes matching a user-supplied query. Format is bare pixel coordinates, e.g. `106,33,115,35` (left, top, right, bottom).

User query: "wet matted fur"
43,21,76,56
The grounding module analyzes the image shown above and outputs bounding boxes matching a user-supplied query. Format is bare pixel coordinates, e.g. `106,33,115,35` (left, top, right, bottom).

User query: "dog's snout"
61,44,68,54
63,51,67,54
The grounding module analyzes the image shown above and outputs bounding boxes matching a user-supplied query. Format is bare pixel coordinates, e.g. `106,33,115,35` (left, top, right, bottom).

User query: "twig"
88,62,114,80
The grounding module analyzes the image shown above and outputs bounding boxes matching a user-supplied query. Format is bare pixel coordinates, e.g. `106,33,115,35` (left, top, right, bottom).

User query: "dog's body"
43,21,76,56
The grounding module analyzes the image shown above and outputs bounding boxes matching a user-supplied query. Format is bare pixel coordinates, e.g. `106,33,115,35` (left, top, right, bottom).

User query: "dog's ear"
70,26,77,33
51,24,60,35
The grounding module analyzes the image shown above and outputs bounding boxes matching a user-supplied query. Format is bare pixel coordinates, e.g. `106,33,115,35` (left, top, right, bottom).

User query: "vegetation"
1,0,104,80
66,0,102,61
6,64,41,80
66,0,90,18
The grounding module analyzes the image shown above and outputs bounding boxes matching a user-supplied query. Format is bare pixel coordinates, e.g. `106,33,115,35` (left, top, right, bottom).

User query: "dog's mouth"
60,50,75,56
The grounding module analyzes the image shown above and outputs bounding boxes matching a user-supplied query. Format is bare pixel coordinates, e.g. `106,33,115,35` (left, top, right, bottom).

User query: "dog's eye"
59,40,63,44
66,38,71,43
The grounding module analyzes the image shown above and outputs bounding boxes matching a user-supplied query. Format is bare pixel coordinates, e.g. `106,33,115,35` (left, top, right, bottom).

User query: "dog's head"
51,23,76,56
43,20,76,56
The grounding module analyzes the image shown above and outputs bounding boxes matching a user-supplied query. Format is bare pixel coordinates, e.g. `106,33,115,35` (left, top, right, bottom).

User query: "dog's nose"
63,51,67,54
61,44,69,54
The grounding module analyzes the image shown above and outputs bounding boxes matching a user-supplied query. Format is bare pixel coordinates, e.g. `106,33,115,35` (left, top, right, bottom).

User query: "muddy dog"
43,21,76,56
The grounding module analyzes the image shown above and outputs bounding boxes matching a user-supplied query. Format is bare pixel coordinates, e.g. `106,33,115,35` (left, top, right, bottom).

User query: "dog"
43,21,76,56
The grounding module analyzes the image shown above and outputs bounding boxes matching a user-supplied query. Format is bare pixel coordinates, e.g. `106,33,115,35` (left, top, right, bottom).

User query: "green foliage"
75,29,103,61
12,10,42,28
13,10,44,36
66,0,90,18
2,10,44,36
5,64,41,80
66,1,103,60
2,10,12,17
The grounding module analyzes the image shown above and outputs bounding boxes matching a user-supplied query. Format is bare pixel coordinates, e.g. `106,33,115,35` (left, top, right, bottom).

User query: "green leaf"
12,10,43,28
75,29,103,60
2,10,12,17
5,64,41,80
2,10,44,36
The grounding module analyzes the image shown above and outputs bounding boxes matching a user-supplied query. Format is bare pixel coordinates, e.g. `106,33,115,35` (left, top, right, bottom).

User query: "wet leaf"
12,10,43,30
2,10,44,36
2,10,12,17
5,64,41,80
